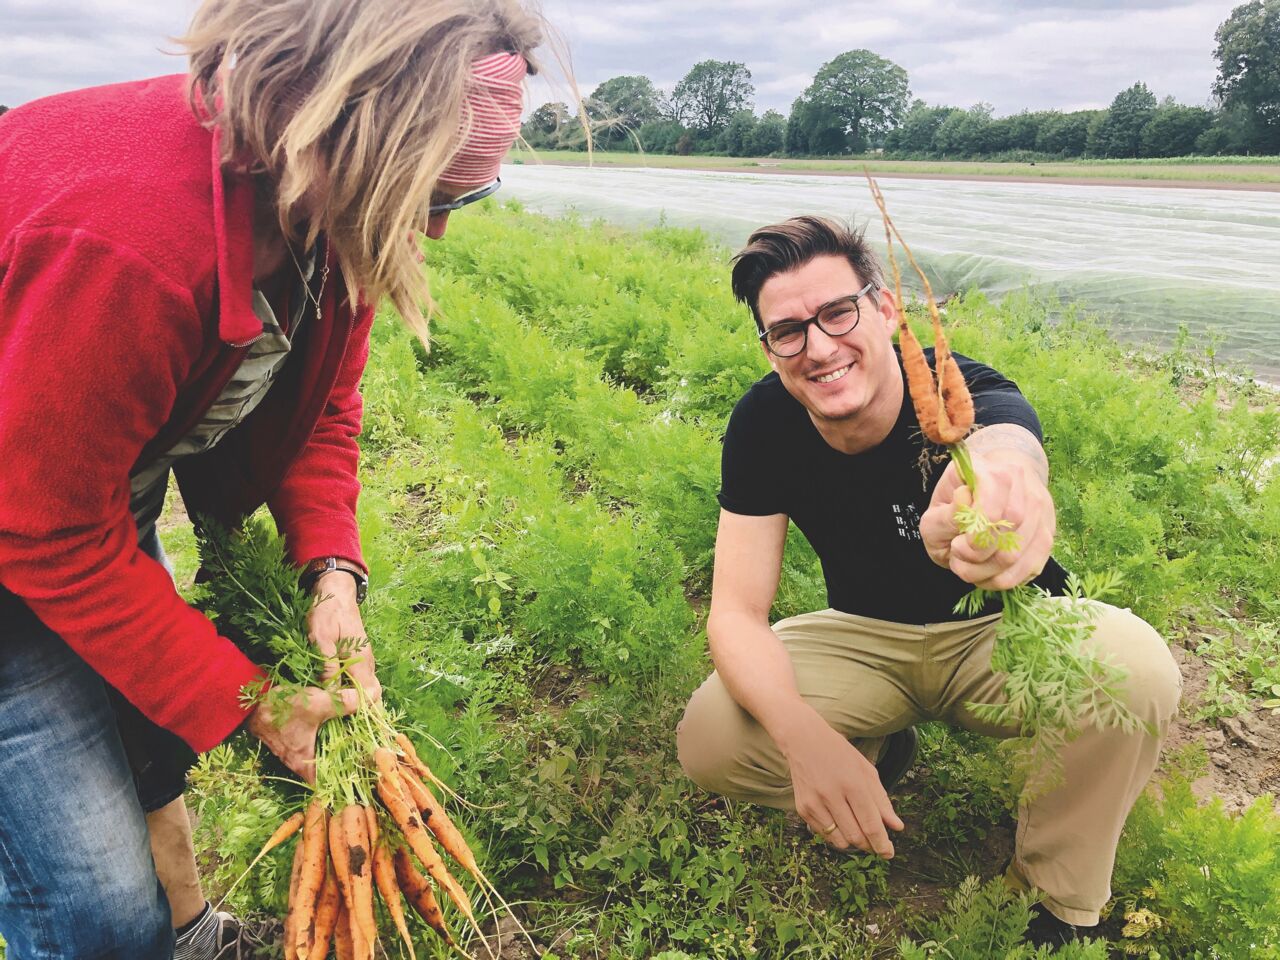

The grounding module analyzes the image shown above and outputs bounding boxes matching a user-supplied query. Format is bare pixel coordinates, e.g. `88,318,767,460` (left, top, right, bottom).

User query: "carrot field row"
178,203,1280,958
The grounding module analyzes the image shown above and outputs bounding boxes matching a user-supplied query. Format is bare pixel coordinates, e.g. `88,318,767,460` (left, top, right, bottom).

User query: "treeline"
523,0,1279,160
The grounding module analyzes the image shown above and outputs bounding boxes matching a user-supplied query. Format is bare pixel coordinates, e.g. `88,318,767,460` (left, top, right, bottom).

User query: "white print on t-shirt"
892,502,923,541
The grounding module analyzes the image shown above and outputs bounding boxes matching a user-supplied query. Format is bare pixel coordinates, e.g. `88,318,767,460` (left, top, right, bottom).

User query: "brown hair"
180,0,544,342
730,216,883,331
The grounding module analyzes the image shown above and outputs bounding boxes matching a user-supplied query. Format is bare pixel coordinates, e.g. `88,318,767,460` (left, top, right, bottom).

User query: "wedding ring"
822,822,838,834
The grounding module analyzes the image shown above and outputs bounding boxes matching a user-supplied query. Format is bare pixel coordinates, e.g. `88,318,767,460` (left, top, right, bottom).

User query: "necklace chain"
286,237,329,324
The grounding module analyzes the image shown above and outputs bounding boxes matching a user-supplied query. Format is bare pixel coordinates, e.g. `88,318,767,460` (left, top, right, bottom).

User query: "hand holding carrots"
921,445,1056,591
246,685,362,784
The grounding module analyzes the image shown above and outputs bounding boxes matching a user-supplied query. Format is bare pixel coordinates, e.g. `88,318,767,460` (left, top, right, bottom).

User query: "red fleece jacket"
0,76,374,752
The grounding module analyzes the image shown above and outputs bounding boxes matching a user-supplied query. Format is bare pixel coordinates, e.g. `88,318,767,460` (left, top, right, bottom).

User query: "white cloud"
0,0,1242,119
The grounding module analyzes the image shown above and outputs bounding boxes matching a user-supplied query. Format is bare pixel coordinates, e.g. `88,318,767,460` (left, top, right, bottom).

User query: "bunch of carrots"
865,174,1143,792
247,731,485,959
197,520,522,958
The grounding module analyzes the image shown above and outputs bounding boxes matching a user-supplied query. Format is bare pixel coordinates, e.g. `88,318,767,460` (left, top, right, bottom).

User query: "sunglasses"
427,177,502,215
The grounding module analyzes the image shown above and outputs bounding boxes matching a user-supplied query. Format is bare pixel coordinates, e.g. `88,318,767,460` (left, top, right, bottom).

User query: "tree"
1140,103,1214,157
997,110,1051,152
718,109,758,156
934,103,995,157
0,105,8,118
669,60,754,135
785,95,849,155
1088,82,1157,157
799,50,910,153
634,119,686,153
1035,110,1097,157
586,75,663,148
885,101,960,155
1213,0,1280,152
520,101,574,149
1195,105,1256,154
748,109,787,155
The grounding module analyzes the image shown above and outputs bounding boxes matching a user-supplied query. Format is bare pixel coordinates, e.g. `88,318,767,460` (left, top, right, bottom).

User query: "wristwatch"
300,556,368,605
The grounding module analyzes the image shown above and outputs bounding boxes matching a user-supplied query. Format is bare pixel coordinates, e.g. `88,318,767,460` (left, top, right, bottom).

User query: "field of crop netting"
172,202,1280,959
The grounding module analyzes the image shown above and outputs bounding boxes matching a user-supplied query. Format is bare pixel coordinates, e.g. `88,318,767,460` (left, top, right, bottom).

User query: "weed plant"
1193,618,1280,719
1113,757,1280,958
896,876,1109,959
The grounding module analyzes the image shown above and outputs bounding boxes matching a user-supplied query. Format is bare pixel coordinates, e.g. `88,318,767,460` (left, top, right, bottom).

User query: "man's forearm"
707,611,822,754
966,423,1049,485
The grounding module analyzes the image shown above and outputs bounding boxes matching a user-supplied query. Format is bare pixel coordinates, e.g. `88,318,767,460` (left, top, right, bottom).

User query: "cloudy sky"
0,0,1242,116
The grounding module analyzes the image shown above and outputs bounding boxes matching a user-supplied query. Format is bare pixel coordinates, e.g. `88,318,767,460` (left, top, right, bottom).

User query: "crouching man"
676,216,1181,947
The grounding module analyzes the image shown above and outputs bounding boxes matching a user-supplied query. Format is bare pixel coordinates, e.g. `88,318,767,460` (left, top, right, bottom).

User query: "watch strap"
300,556,368,604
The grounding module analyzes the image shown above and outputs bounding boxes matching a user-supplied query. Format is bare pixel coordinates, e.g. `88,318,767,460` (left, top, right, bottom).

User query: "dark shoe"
1024,902,1080,949
212,909,246,959
875,726,919,793
174,902,245,960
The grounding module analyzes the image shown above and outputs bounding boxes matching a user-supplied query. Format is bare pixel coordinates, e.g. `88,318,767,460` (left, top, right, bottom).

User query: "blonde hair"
181,0,543,341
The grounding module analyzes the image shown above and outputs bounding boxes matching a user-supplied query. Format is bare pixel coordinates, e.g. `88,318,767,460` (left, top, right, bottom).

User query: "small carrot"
294,801,330,960
374,749,474,920
394,733,452,794
333,901,355,960
259,811,306,860
367,806,416,960
327,806,369,960
399,763,481,881
898,318,945,441
282,827,307,960
310,862,341,960
938,350,974,439
393,845,457,947
344,805,378,956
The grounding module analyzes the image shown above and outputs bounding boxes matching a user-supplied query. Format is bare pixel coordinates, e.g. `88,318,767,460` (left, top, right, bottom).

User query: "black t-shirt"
718,349,1068,624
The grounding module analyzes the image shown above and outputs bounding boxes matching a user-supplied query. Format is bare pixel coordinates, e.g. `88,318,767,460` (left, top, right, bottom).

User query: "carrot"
398,763,481,881
327,806,369,960
344,805,378,956
282,826,307,960
898,318,945,441
866,172,974,446
373,748,474,921
936,351,974,442
293,801,330,960
937,335,974,425
333,901,355,960
393,845,457,947
394,733,431,782
394,733,458,798
259,811,306,860
367,807,416,960
310,862,341,960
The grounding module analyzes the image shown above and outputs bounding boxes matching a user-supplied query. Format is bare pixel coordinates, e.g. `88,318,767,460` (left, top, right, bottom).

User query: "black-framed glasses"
758,282,877,357
427,177,501,215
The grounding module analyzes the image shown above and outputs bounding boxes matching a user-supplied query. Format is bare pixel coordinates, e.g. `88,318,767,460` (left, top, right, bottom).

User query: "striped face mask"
438,50,528,188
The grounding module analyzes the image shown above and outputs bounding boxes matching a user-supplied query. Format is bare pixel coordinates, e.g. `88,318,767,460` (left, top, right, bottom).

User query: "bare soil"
1166,640,1280,813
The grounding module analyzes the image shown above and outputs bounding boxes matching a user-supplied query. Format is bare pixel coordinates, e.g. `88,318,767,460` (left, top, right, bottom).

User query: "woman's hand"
246,685,361,784
306,570,382,703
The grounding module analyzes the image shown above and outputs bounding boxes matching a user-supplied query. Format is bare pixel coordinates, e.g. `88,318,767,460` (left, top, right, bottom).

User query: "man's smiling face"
757,254,902,446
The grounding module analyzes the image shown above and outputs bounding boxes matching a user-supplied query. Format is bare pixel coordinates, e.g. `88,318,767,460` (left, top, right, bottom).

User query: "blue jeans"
0,531,179,958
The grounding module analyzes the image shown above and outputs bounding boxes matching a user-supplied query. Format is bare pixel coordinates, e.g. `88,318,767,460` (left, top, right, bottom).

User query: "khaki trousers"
676,602,1182,926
